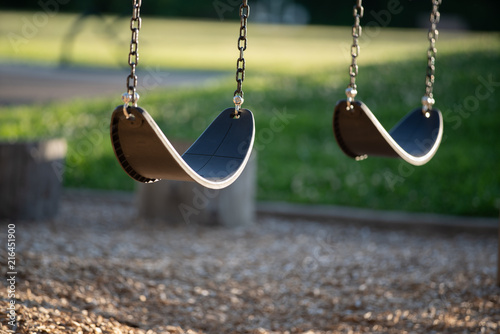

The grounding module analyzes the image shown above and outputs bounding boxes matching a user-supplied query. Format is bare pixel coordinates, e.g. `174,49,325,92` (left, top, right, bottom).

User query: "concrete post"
136,151,256,227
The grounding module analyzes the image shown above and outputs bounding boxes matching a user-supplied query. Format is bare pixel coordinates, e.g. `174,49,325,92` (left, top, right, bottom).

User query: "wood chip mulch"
1,195,499,333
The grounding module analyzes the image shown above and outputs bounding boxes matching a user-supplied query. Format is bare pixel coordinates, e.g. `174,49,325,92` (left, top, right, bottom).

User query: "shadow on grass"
0,50,498,216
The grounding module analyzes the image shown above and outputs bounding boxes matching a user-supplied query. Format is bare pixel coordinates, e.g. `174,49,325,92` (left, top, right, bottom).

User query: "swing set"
333,0,443,166
110,0,444,189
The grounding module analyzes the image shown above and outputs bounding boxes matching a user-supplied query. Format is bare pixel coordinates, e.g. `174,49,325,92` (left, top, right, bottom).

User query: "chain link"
422,0,441,116
233,0,249,115
345,0,363,110
122,0,142,118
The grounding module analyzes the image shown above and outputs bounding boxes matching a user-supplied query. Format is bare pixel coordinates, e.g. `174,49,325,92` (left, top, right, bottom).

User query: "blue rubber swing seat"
333,100,443,166
110,106,255,189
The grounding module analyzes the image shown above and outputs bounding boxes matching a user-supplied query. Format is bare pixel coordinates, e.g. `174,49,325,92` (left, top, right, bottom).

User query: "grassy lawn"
1,12,499,217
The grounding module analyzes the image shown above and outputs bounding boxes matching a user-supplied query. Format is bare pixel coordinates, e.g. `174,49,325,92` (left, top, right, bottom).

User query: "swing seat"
110,106,255,189
333,100,443,166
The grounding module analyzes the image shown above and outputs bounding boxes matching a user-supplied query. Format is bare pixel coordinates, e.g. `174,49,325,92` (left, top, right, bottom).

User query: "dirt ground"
1,194,499,334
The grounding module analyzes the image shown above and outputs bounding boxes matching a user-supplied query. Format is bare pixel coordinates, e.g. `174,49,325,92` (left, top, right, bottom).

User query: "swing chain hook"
346,0,363,111
122,0,142,119
122,92,139,120
233,95,244,119
422,0,441,118
233,0,250,118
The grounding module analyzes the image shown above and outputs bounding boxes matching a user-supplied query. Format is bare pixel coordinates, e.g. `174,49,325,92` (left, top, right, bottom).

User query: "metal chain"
345,0,363,110
422,0,442,117
233,0,249,117
122,0,142,118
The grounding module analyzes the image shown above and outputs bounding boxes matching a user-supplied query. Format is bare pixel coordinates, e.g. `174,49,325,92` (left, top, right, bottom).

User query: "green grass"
1,12,499,217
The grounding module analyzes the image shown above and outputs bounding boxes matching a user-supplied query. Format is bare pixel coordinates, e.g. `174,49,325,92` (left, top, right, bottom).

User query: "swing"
110,0,255,189
333,0,444,166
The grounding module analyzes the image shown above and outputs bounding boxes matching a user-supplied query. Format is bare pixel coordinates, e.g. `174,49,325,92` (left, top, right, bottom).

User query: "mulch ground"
1,194,499,333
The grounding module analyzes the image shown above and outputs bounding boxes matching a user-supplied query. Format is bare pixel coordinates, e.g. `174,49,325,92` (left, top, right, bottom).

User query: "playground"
0,11,499,215
1,3,499,333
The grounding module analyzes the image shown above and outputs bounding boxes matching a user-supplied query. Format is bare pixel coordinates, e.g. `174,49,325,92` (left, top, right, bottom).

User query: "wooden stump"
0,139,67,221
136,144,256,227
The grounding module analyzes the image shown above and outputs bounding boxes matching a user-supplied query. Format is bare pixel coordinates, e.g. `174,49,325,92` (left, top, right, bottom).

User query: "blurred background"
3,0,500,30
0,0,499,217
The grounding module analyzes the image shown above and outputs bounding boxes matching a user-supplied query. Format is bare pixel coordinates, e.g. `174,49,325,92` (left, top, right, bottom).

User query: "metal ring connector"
421,95,435,118
232,95,244,119
122,92,140,120
345,87,358,110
